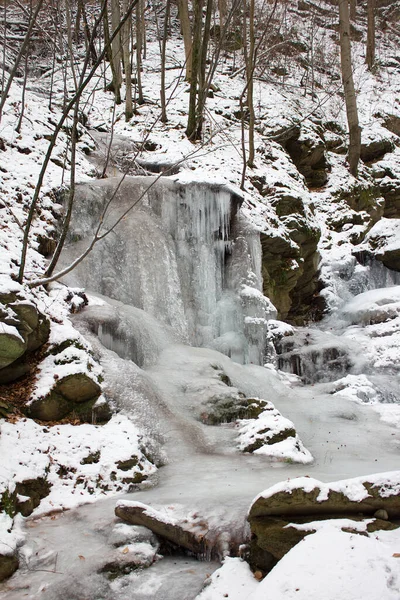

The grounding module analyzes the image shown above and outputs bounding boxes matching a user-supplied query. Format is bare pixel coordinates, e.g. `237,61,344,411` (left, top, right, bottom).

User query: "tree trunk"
122,0,133,120
177,0,192,81
338,0,361,177
160,0,171,123
195,0,212,138
366,0,375,70
349,0,356,20
218,0,227,30
247,0,255,167
135,0,144,104
0,0,44,121
111,0,122,103
186,0,203,140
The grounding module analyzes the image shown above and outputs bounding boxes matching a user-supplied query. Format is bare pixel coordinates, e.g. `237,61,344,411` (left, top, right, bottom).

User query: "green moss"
0,489,17,518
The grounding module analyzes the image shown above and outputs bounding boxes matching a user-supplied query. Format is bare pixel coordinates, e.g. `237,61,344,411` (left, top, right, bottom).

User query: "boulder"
0,358,30,384
0,324,26,368
200,395,267,425
0,554,19,582
361,138,395,163
362,218,400,271
55,372,101,403
115,501,209,556
248,474,400,519
247,472,400,573
27,390,72,421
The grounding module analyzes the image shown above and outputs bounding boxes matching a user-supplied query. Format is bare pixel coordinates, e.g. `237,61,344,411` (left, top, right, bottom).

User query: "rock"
115,501,209,556
361,138,394,163
25,313,50,353
0,358,30,384
362,218,400,271
0,554,19,582
275,124,329,188
14,477,51,517
200,396,267,425
1,477,51,519
0,324,26,368
248,474,400,520
260,216,321,324
55,372,101,403
247,473,400,573
276,330,352,383
374,509,389,521
70,396,112,424
382,114,400,137
26,390,72,421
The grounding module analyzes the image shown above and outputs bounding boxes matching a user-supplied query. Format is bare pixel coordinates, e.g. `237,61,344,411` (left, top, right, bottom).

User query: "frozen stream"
2,178,400,600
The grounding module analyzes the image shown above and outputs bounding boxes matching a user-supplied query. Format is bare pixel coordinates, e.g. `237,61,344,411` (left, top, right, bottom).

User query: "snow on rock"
196,522,400,600
338,286,400,325
195,557,258,600
0,414,157,518
249,471,400,518
236,401,313,464
253,522,400,600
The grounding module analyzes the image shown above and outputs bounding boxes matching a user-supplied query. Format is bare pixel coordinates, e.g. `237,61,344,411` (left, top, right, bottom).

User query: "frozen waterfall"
61,176,275,365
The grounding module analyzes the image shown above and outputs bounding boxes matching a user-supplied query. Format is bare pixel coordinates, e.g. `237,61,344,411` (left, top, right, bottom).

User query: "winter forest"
0,0,400,598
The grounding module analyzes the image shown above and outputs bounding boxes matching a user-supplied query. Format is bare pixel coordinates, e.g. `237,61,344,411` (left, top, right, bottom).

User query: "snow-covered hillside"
1,0,400,598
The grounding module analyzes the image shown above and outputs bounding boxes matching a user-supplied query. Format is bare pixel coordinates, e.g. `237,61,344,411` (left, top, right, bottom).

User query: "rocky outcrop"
361,138,395,163
260,216,321,324
0,294,50,383
358,218,400,272
247,472,400,574
275,124,329,189
372,148,400,219
276,329,352,383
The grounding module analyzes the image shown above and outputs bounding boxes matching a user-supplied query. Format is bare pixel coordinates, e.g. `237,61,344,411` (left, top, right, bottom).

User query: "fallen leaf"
78,555,85,560
393,553,400,558
122,547,129,554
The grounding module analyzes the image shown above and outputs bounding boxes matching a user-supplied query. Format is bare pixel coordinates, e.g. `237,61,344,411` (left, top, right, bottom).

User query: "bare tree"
122,0,133,120
366,0,375,70
349,0,356,21
18,0,140,284
177,0,192,81
160,0,171,123
0,0,45,121
338,0,361,176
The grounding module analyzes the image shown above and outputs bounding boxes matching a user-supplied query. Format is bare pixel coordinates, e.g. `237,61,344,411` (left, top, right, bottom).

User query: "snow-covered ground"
1,0,400,598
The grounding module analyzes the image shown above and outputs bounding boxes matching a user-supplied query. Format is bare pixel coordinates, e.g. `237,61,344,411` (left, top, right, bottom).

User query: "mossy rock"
248,478,400,520
10,302,39,331
70,397,112,424
0,327,26,369
55,372,101,403
80,450,101,465
26,314,50,352
250,516,314,564
1,477,51,519
200,396,267,425
0,554,19,582
26,390,71,421
0,357,30,384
